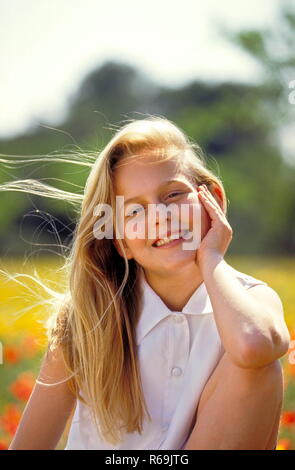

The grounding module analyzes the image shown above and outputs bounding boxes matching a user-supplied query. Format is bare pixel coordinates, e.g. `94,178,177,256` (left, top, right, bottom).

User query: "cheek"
185,201,210,238
124,221,147,249
183,195,203,230
125,237,145,251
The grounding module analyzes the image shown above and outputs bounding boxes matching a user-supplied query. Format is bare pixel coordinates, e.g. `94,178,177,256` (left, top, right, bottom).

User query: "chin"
159,255,196,273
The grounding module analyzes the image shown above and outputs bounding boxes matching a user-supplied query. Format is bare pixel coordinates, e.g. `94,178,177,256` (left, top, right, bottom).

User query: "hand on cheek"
195,185,233,265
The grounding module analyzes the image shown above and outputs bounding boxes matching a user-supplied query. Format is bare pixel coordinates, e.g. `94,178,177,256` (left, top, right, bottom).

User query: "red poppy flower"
9,371,35,402
0,438,9,450
3,345,22,364
280,411,295,427
276,438,292,450
0,403,22,436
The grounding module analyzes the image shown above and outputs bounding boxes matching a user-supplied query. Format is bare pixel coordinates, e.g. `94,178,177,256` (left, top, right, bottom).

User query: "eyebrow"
123,178,189,206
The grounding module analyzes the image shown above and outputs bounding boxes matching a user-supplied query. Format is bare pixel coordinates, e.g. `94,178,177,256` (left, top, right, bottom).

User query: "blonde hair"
0,115,228,445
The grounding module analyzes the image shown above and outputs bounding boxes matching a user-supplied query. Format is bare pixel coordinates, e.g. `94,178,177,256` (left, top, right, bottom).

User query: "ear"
113,238,133,260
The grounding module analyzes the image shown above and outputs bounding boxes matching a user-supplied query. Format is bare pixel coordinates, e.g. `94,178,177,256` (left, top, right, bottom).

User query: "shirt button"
171,366,183,376
173,315,184,323
162,424,169,432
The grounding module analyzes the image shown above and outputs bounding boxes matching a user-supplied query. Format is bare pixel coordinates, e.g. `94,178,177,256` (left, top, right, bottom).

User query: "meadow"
0,255,294,450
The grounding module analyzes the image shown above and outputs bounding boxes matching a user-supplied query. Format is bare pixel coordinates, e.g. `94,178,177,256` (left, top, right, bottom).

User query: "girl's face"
113,155,222,276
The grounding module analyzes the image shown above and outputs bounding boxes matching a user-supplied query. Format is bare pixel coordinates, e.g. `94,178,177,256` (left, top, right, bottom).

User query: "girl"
7,116,290,450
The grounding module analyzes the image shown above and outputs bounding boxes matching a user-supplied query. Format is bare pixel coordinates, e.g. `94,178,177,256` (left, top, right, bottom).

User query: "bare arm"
8,344,77,450
199,254,290,368
195,184,290,368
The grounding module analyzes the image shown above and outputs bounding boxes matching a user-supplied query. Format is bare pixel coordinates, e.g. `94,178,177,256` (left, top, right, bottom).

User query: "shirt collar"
136,267,213,345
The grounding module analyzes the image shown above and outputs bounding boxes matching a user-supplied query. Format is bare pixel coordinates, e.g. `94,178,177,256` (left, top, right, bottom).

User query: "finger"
200,185,224,215
201,185,220,208
198,190,222,221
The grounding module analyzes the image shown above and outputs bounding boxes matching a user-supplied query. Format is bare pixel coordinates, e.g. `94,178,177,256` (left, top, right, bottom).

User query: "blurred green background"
0,0,294,450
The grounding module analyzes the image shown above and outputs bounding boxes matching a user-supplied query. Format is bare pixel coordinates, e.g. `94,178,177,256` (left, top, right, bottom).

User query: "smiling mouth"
152,229,190,248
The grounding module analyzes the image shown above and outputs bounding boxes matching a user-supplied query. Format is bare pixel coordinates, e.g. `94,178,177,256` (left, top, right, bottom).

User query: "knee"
241,359,284,406
260,359,284,392
247,358,283,381
223,353,283,393
259,358,283,378
252,359,283,390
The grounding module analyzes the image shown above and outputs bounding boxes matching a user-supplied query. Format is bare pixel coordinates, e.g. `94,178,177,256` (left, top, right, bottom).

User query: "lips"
151,229,186,247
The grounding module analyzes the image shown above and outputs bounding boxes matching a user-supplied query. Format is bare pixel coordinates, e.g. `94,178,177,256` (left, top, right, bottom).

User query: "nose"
148,201,175,227
154,202,171,223
147,201,178,240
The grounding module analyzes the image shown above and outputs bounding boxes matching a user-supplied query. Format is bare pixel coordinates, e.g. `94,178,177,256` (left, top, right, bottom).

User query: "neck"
142,262,204,312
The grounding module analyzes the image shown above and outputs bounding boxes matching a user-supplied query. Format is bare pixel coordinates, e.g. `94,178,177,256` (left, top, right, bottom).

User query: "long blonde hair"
0,115,228,445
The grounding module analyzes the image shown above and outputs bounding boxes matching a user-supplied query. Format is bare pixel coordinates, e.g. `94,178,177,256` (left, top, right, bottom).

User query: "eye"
166,191,186,199
125,205,145,218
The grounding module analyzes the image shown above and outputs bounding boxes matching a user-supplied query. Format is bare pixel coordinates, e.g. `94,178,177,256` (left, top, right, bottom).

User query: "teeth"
155,238,171,247
154,230,188,247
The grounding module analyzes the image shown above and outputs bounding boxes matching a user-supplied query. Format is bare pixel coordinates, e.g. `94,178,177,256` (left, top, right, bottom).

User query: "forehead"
113,155,189,195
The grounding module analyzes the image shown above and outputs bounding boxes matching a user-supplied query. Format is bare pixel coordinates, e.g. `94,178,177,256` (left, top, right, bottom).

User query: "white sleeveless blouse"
64,263,268,450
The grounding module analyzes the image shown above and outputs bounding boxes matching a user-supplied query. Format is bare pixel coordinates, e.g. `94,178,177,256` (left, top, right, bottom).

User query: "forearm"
199,253,282,368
